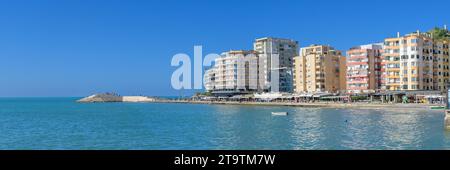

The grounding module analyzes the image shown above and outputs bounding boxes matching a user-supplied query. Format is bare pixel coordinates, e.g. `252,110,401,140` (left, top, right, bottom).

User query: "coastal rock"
77,93,156,103
77,93,123,102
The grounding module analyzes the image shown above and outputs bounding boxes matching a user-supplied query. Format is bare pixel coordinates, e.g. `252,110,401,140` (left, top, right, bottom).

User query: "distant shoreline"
76,94,445,111
149,99,444,111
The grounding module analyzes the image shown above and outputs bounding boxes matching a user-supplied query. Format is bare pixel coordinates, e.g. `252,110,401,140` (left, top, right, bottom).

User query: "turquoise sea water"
1,97,450,150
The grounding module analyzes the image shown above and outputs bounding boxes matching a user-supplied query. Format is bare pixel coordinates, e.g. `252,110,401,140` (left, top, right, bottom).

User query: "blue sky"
0,0,449,97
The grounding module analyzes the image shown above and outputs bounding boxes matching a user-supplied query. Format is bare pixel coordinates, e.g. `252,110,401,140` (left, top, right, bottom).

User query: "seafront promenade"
77,93,445,111
152,99,441,110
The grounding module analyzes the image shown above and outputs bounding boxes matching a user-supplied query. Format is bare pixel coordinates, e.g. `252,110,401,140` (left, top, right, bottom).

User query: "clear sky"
0,0,449,97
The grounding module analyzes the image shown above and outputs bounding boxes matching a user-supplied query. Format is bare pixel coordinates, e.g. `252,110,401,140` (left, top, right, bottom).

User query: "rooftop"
255,37,297,42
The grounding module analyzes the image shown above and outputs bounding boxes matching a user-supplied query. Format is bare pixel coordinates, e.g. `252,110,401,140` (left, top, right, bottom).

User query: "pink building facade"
346,44,383,93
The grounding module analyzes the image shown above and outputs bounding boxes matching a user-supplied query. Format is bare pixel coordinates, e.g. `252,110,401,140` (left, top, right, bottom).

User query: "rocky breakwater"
77,93,156,103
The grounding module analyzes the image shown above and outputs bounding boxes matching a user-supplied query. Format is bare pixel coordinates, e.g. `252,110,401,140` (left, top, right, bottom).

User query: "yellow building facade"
381,31,450,92
293,45,346,93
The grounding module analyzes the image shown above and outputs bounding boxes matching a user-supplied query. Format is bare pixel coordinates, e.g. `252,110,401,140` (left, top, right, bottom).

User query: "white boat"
272,112,288,116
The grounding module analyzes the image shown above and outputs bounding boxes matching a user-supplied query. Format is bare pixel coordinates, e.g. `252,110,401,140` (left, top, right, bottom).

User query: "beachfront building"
204,50,261,96
253,37,299,93
204,68,216,92
432,38,450,91
339,54,347,92
293,45,346,93
346,43,383,94
381,31,446,91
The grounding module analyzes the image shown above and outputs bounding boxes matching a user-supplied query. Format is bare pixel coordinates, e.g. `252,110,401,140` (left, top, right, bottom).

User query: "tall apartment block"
381,31,450,91
293,45,346,93
204,68,216,92
253,37,299,93
204,50,260,96
433,38,450,91
346,43,383,93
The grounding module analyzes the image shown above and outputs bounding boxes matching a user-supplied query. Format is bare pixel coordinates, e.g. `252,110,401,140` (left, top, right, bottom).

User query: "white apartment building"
204,68,216,91
382,31,435,91
253,37,299,93
204,50,260,96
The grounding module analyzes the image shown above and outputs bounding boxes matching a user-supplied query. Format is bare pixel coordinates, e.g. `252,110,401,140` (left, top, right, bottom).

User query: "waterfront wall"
122,96,156,102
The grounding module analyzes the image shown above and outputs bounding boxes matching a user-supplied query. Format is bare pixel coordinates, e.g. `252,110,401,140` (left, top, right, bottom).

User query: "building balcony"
347,62,369,66
386,68,400,71
387,75,400,78
347,80,369,84
347,86,369,90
